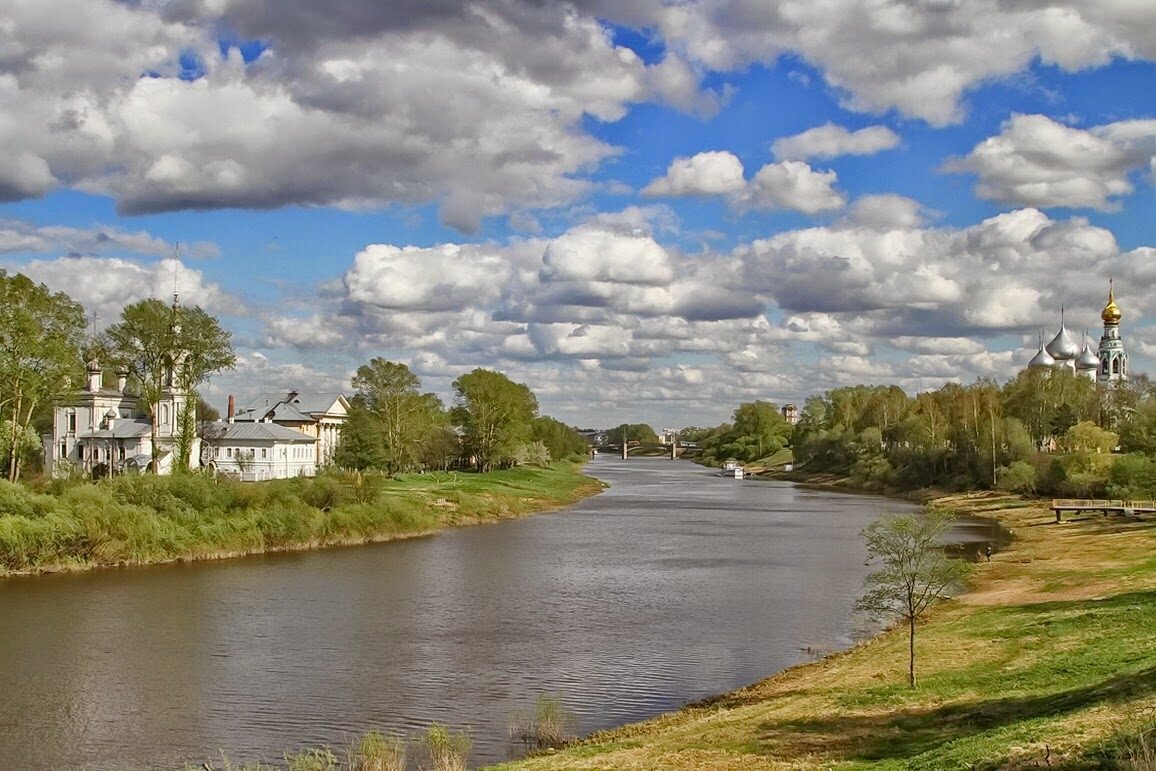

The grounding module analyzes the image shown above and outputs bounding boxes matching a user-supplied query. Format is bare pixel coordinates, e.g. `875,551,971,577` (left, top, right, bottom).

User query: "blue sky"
1,1,1155,427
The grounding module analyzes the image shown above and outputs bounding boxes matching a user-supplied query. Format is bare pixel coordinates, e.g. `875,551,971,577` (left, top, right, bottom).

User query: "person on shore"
985,544,992,562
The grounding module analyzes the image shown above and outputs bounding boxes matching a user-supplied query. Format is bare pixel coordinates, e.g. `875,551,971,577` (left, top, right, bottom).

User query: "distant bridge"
598,442,697,460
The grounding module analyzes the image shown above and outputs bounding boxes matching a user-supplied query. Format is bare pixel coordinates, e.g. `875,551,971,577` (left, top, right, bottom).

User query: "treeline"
333,359,587,474
790,368,1156,498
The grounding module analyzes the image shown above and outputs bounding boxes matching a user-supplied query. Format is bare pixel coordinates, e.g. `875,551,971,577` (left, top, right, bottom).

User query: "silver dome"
1028,345,1056,368
1075,342,1100,371
1045,324,1081,361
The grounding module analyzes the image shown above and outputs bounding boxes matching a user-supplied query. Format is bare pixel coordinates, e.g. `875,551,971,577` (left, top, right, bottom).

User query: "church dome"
1102,287,1122,324
1028,345,1056,369
1045,323,1080,361
1076,342,1100,371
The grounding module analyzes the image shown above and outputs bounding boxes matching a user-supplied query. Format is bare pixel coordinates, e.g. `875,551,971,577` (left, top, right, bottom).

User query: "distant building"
781,404,799,425
232,391,350,465
200,421,318,481
1028,282,1129,382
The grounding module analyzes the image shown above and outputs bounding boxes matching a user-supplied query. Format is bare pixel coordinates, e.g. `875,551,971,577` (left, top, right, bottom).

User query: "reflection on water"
0,458,994,768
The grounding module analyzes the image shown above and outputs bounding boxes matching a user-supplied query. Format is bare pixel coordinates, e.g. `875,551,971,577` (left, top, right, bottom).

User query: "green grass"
0,463,603,575
489,494,1156,770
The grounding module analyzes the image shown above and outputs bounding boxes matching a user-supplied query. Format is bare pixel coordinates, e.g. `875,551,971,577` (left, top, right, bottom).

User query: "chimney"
227,395,235,424
116,367,128,394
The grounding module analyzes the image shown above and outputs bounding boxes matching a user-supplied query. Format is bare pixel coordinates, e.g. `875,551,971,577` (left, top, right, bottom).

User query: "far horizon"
1,1,1153,428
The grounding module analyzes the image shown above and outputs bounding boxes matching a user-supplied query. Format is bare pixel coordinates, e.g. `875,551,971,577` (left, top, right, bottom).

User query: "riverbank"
0,462,604,576
494,491,1156,769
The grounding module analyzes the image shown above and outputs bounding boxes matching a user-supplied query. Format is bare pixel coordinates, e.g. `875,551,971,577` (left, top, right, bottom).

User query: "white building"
199,421,318,481
232,391,349,464
43,358,191,476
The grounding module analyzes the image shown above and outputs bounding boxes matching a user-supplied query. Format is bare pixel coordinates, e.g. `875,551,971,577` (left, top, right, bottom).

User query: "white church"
44,297,347,480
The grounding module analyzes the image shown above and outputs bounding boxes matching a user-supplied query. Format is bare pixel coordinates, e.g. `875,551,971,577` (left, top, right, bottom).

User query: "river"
0,458,999,768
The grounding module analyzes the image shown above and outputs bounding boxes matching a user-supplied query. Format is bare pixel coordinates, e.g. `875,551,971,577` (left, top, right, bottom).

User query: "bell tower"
1097,279,1127,382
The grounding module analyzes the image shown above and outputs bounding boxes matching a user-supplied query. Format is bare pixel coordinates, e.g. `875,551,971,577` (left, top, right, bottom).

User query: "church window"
1113,359,1120,375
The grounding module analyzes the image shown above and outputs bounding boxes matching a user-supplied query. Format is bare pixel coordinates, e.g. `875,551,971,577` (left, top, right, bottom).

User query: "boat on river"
721,460,745,479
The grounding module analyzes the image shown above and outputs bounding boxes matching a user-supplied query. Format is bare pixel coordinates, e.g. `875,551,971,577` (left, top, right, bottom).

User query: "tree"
452,369,538,472
103,298,235,473
0,271,86,481
350,358,447,474
855,509,973,687
531,416,587,461
611,423,659,444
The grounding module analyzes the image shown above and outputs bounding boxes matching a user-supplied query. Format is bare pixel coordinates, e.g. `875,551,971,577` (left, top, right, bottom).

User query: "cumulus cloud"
772,123,900,161
11,256,230,324
2,0,714,231
945,114,1156,210
643,152,845,213
642,151,747,197
652,0,1156,126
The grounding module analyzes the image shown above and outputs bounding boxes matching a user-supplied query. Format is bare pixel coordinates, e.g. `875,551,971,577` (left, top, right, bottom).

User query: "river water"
0,458,999,769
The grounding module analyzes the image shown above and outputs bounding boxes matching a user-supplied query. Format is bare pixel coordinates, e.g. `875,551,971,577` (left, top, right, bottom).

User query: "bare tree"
856,508,973,687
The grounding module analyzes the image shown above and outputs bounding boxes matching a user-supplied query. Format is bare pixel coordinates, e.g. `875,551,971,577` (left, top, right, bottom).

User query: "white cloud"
643,152,845,214
772,123,899,161
11,256,230,324
745,161,846,213
642,151,747,197
652,0,1156,126
946,114,1156,210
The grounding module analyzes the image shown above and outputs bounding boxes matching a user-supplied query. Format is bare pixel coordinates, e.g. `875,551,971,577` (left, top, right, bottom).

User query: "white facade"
200,422,318,481
232,391,349,465
44,360,192,476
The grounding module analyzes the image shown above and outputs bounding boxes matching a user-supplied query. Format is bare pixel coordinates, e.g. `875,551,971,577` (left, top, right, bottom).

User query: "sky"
1,0,1155,429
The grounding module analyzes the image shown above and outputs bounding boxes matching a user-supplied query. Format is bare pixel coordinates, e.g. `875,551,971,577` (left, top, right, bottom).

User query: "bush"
997,460,1037,494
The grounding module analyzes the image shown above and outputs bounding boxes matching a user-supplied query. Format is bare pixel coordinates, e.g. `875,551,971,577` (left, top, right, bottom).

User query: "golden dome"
1102,282,1122,324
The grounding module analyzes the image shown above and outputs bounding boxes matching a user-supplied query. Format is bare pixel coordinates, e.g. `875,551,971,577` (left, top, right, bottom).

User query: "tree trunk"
908,615,917,688
8,392,22,482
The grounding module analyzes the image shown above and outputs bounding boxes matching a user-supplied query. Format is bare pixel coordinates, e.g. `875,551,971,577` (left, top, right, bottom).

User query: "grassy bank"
493,492,1156,769
0,462,603,576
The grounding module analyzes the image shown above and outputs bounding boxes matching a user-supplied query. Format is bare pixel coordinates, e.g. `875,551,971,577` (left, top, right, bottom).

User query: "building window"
227,447,233,458
261,448,267,459
67,412,76,433
59,442,67,459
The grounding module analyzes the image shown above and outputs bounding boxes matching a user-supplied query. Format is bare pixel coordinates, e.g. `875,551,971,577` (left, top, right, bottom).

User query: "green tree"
611,423,659,444
0,271,86,481
103,298,235,473
452,369,538,472
332,402,387,471
350,358,447,475
531,416,587,461
856,509,973,687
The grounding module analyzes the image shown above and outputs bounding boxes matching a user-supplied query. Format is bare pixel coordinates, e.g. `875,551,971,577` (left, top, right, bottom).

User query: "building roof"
235,391,348,422
78,419,153,440
202,422,316,444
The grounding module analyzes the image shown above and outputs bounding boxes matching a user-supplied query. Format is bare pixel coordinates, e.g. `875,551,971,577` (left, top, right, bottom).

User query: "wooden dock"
1051,498,1156,522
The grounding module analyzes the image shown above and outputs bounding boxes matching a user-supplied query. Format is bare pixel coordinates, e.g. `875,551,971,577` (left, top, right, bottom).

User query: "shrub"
997,460,1036,494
